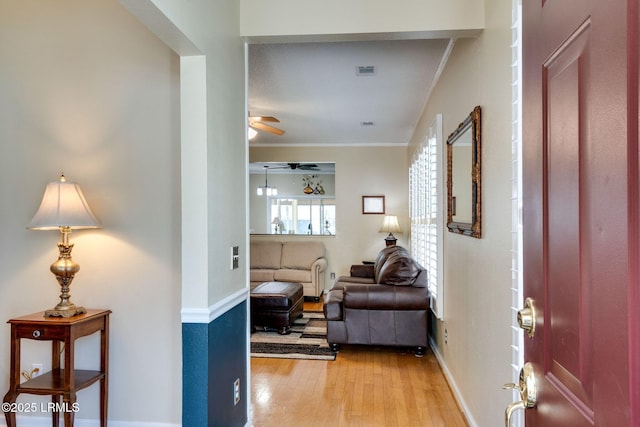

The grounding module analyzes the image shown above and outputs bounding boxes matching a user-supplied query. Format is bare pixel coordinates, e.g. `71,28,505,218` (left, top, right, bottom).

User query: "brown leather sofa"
323,246,430,356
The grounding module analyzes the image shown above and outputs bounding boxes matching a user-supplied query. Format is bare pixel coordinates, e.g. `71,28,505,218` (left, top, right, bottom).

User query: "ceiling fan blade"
249,121,285,136
287,163,319,170
249,116,280,123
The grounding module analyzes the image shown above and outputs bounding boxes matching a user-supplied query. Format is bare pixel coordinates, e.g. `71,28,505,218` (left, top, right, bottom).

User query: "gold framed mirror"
446,105,481,238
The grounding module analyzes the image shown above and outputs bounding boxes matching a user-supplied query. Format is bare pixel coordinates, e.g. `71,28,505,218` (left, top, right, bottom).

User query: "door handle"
517,297,536,337
503,362,537,426
505,401,525,426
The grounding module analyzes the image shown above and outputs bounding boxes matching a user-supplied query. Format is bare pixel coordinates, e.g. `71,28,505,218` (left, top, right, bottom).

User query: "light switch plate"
231,246,239,270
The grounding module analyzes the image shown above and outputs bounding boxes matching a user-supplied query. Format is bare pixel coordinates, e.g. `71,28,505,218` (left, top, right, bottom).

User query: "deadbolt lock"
517,297,536,338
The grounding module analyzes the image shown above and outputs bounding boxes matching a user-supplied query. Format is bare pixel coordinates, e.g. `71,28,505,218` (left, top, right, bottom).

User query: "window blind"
410,114,444,320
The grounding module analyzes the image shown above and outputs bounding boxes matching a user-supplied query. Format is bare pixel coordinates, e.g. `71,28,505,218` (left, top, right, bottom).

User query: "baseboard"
0,417,180,427
429,336,479,427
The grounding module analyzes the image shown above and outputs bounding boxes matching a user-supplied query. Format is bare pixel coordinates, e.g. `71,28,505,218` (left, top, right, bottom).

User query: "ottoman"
250,281,304,335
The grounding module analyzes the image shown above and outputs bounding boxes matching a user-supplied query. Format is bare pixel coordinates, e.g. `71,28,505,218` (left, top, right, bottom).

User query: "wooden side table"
2,309,111,427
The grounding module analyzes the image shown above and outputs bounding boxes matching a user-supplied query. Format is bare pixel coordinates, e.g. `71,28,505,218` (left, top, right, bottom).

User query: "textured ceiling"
248,39,451,147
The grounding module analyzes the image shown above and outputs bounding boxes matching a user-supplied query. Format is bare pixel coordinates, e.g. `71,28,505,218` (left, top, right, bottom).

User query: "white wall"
250,146,408,291
0,0,181,424
408,0,513,425
240,0,484,40
142,0,247,309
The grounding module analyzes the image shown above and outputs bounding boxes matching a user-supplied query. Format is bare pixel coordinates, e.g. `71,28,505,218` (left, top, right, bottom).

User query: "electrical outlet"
444,329,448,345
233,378,240,405
330,272,335,280
31,363,43,378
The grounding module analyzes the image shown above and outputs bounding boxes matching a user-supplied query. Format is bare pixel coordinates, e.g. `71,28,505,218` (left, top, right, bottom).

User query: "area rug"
250,311,336,361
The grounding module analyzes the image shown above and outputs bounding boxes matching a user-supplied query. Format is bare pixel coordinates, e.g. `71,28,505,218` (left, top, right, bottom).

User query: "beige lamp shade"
379,215,401,233
27,174,101,230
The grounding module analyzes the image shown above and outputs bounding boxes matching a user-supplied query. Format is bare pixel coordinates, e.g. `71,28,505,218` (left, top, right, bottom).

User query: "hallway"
250,303,468,426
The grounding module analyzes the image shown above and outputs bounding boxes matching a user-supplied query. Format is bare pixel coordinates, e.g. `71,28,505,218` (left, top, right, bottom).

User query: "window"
269,197,336,235
410,114,444,319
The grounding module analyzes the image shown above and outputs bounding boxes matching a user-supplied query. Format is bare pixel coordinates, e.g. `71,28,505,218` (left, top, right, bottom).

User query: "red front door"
521,0,639,425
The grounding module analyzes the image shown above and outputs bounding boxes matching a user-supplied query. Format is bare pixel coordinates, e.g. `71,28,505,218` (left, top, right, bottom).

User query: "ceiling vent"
356,65,376,76
361,121,375,126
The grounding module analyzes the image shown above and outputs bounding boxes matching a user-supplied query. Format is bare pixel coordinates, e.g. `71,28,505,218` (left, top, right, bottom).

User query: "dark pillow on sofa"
377,250,421,286
374,245,405,282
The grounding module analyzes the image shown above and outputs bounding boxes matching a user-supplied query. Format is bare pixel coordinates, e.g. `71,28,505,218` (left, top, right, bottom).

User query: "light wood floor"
250,302,468,427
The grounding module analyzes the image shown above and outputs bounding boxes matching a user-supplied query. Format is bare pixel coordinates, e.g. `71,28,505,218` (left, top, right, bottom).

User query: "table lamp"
380,215,401,246
27,173,101,318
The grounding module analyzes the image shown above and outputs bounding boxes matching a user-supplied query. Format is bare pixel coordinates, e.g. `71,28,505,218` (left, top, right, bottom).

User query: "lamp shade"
379,215,401,233
27,174,101,230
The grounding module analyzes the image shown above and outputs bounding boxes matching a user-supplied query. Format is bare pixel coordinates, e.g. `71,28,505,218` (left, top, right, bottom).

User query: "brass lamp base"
384,232,397,247
45,304,86,318
44,229,85,318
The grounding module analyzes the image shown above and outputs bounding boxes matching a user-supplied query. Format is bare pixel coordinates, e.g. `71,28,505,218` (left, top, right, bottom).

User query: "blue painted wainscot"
182,299,248,426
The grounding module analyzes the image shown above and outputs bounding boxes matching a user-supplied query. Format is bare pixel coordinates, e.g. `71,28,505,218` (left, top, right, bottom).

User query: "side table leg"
100,377,108,427
100,315,109,427
3,392,18,427
52,395,60,427
63,392,76,427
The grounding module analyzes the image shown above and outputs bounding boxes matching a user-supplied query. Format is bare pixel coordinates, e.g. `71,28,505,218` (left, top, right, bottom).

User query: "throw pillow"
377,250,421,286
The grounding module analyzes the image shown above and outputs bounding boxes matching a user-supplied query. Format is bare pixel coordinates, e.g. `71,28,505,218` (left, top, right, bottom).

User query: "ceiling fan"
272,163,320,171
248,115,285,137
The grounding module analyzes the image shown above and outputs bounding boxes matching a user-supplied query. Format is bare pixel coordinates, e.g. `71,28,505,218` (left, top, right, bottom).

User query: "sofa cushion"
274,268,311,283
281,241,325,269
250,269,277,283
335,276,376,286
377,250,421,286
250,241,283,269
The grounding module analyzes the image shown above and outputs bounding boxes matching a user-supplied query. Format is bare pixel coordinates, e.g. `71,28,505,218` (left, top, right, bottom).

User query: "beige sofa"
250,241,327,301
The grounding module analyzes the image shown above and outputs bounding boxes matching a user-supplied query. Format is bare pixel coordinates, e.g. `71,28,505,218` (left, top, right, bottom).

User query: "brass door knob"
504,362,537,426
